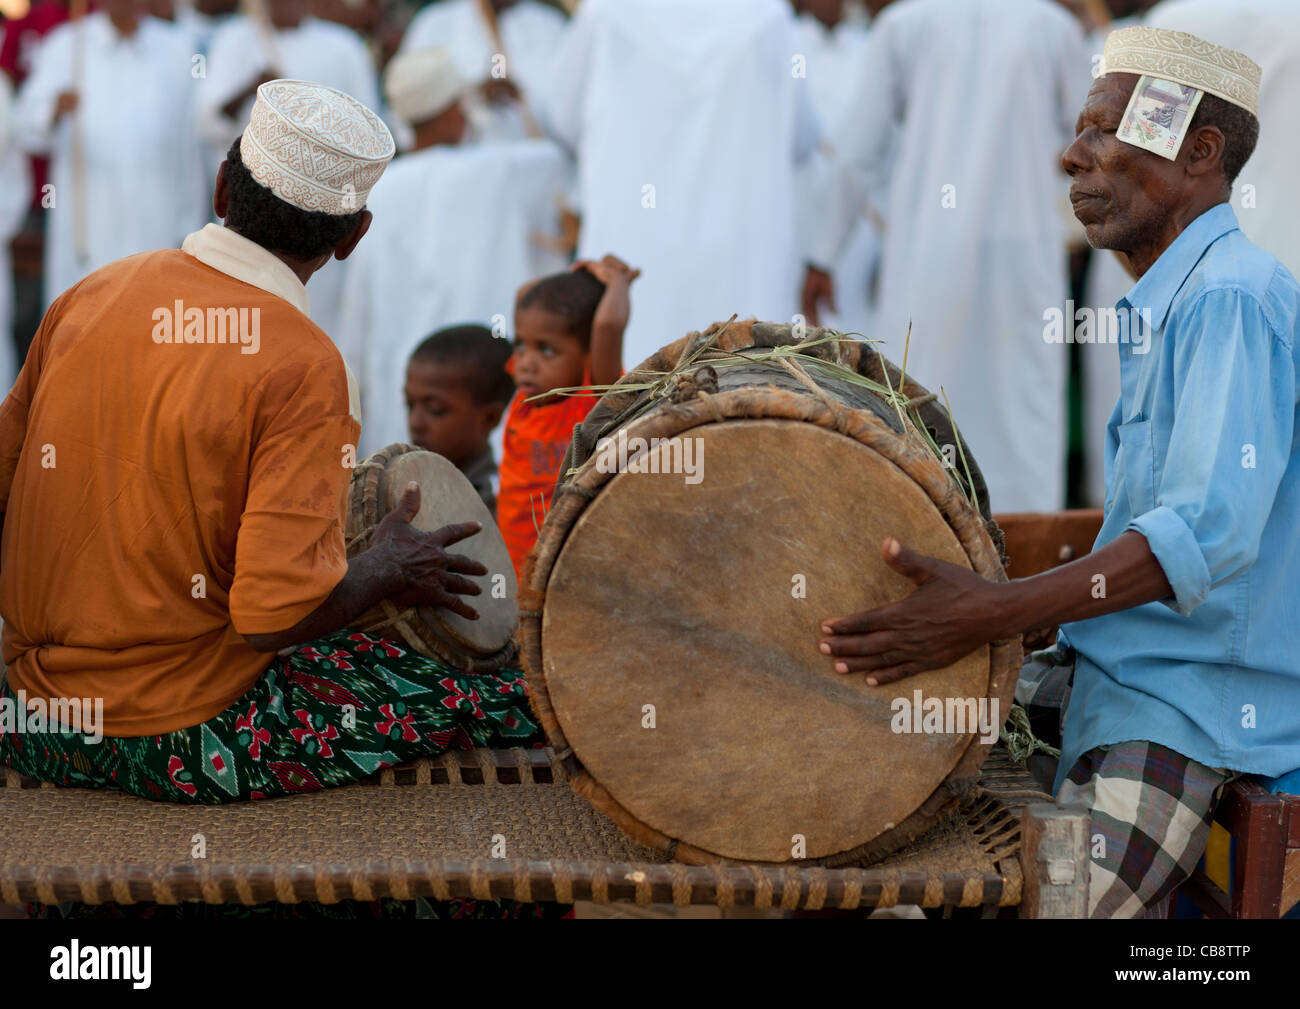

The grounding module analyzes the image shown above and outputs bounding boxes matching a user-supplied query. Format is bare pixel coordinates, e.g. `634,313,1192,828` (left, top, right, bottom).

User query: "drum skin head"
380,451,517,657
540,420,988,863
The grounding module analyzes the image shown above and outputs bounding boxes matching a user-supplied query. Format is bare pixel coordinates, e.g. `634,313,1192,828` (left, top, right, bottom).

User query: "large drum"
520,321,1019,865
345,443,518,672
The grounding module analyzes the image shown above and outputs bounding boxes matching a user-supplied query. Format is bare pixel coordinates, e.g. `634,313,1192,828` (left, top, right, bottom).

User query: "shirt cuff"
1127,506,1211,616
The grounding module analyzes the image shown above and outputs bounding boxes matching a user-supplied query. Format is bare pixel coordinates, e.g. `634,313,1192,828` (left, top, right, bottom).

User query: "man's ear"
213,160,229,219
1185,124,1226,179
333,209,372,262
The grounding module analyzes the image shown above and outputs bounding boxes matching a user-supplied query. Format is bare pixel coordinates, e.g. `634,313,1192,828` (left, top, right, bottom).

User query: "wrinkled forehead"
1089,71,1140,104
1077,71,1139,126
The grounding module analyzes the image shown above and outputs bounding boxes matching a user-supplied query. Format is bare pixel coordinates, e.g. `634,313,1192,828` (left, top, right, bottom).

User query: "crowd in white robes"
537,0,819,369
14,11,206,308
398,0,566,141
792,7,880,336
1,0,1295,517
809,0,1088,512
1146,0,1300,278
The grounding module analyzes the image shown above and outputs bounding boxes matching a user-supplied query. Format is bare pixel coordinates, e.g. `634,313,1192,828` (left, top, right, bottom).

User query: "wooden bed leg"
1021,803,1090,919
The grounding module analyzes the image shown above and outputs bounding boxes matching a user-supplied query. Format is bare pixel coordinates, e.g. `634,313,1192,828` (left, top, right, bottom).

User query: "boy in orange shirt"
498,255,639,578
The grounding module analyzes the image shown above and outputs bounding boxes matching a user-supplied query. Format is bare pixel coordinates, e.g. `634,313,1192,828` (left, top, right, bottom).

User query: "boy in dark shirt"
404,324,514,515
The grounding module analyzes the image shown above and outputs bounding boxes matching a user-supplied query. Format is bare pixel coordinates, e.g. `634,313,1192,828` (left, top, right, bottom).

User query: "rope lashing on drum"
999,702,1061,766
539,319,980,506
667,364,718,402
774,356,854,436
693,390,726,425
560,483,600,500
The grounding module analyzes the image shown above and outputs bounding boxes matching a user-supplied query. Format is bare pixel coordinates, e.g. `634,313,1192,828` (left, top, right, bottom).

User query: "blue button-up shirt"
1057,203,1300,792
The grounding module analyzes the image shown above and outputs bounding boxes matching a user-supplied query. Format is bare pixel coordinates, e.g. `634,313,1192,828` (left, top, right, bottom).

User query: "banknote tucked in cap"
1099,27,1260,161
240,79,396,216
1099,26,1261,116
384,48,469,129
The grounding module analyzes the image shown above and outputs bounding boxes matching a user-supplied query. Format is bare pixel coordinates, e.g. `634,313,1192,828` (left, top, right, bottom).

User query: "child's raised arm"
572,255,640,387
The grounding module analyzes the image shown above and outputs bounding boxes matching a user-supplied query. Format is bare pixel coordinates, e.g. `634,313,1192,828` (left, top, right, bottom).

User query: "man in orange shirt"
0,81,538,803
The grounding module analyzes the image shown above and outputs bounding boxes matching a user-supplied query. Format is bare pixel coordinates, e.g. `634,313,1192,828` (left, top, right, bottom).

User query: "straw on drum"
543,321,976,506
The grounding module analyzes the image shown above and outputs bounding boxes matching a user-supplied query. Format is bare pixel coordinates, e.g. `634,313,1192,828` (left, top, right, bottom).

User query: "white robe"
175,8,235,209
808,0,1089,513
197,15,381,342
1146,0,1300,278
173,7,227,55
398,0,567,142
335,139,570,457
792,10,881,336
15,13,207,307
537,0,819,369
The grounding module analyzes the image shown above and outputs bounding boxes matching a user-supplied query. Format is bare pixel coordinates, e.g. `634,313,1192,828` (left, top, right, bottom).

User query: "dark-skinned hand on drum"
820,536,1011,686
367,481,487,620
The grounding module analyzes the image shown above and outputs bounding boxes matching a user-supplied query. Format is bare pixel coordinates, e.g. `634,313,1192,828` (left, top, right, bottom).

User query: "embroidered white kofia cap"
384,48,469,128
240,79,396,216
1099,26,1261,117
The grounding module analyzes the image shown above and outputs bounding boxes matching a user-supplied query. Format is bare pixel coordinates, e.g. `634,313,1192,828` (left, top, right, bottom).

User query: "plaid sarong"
0,628,542,802
1016,643,1231,919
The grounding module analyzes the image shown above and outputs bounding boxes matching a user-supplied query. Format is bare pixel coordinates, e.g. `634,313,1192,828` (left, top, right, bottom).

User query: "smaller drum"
345,443,518,671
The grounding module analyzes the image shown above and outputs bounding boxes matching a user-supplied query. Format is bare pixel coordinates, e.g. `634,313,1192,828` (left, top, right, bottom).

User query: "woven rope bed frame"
0,747,1061,912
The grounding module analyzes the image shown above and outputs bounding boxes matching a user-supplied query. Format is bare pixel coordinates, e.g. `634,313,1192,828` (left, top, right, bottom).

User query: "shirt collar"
180,223,311,317
1120,202,1240,331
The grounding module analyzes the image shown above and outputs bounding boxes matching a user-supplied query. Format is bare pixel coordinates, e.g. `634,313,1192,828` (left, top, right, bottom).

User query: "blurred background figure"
0,71,31,391
14,0,206,308
1,0,70,84
1146,0,1299,277
790,0,882,335
198,0,380,342
537,0,819,368
336,46,568,456
398,0,565,141
309,0,382,36
149,0,238,214
148,0,238,52
803,0,1088,513
1,0,69,371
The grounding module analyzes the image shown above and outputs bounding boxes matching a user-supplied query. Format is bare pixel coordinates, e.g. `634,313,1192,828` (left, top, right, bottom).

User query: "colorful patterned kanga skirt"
0,628,568,919
0,628,540,801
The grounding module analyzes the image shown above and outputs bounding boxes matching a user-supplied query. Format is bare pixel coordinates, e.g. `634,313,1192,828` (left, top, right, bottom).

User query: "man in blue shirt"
819,26,1298,918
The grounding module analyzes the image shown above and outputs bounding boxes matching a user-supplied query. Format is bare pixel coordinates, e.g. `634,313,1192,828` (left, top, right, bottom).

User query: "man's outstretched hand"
819,537,1008,686
370,482,489,620
241,483,490,653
